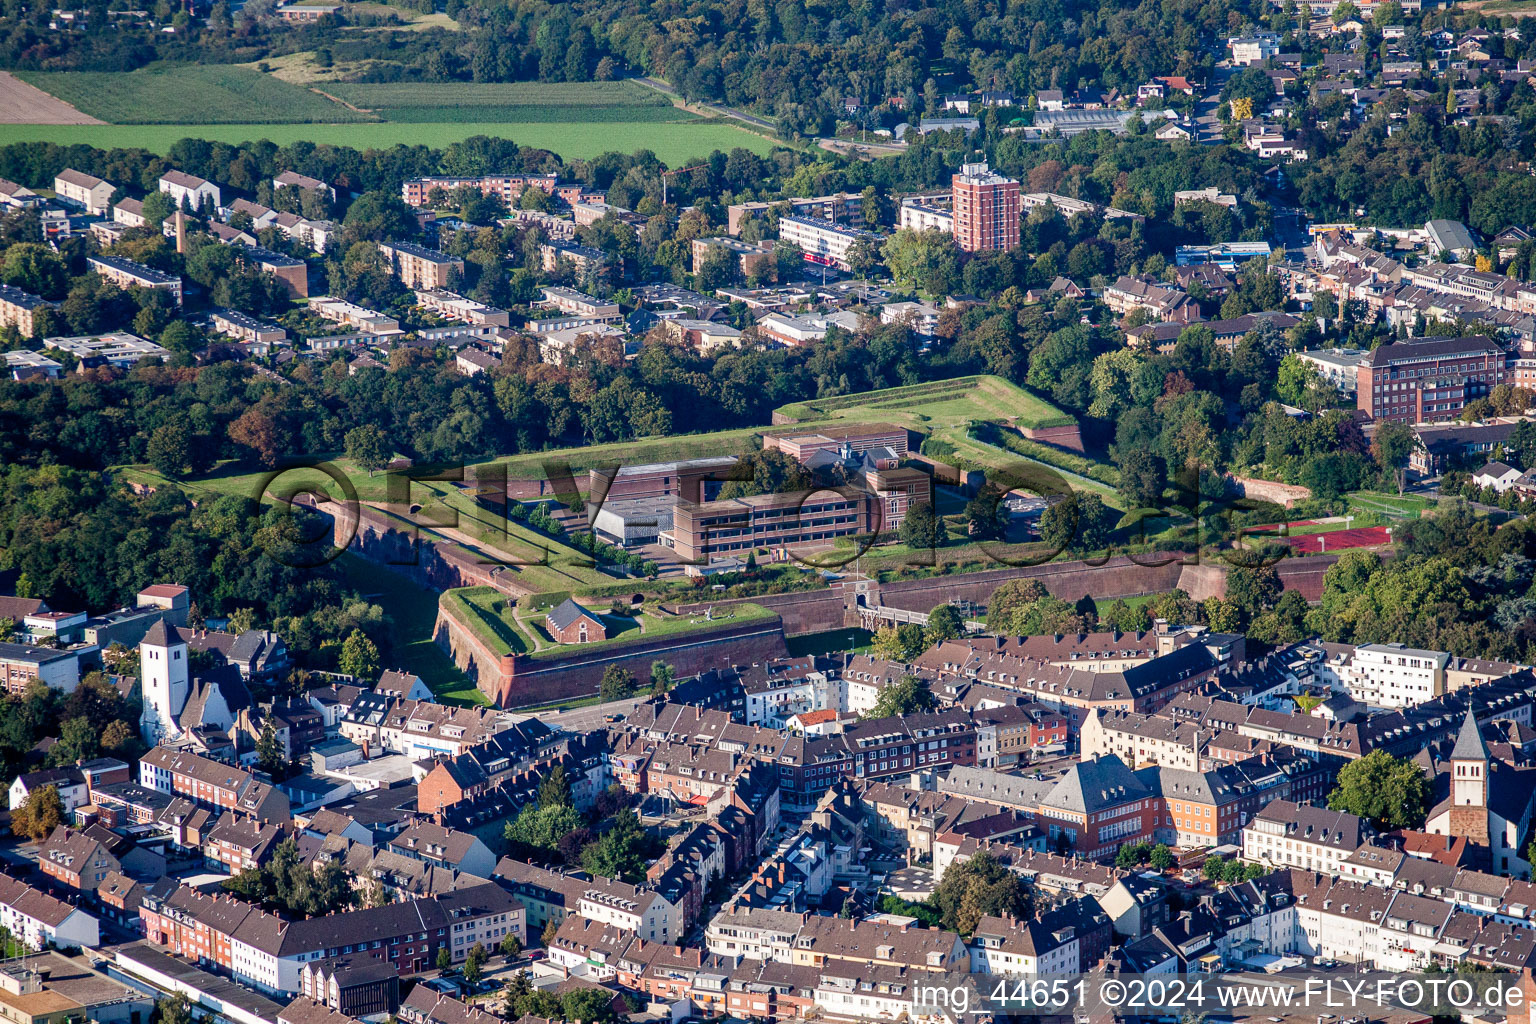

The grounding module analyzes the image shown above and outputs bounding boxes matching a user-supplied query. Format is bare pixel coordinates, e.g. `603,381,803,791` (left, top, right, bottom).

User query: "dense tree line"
0,463,389,669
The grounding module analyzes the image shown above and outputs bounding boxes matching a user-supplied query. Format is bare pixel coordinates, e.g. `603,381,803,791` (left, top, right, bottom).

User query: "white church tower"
138,620,188,743
1451,707,1489,809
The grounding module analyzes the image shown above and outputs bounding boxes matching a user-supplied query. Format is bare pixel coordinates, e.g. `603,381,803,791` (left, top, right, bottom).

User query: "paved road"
536,695,647,732
633,77,778,131
1192,65,1235,143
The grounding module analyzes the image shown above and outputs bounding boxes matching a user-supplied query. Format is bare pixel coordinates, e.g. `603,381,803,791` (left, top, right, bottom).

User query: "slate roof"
546,598,599,633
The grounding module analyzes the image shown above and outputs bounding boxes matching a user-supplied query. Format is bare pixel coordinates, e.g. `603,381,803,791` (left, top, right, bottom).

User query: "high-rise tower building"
951,161,1021,253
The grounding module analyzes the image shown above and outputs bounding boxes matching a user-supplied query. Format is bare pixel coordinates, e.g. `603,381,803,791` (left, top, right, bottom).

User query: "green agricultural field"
324,80,692,123
16,65,375,123
0,120,779,163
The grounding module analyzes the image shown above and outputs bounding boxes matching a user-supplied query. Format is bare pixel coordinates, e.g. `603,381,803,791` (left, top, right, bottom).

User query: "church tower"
138,620,188,743
1449,708,1491,844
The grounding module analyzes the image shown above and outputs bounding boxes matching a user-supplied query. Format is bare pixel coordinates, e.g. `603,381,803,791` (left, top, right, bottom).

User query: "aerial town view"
16,2,1536,1024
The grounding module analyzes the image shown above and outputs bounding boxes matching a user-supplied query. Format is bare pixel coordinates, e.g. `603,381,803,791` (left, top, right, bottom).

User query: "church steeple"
1451,708,1488,809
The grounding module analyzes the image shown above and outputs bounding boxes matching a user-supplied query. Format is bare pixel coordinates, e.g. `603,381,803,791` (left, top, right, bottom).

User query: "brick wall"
493,618,788,707
436,598,789,707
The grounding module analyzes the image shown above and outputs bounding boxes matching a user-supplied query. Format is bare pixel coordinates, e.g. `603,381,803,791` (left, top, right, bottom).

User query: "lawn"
442,586,536,656
494,427,770,481
324,80,692,123
16,65,374,123
525,601,777,660
0,121,781,163
774,375,1074,432
117,458,398,504
335,553,487,706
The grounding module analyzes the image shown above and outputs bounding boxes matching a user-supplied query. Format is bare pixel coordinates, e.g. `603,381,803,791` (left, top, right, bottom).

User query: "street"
534,694,648,731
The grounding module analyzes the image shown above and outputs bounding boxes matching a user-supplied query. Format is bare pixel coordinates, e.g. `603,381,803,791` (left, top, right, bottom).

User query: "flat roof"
608,456,740,478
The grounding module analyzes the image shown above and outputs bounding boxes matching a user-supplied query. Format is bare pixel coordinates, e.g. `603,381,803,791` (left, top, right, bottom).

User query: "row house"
139,746,291,819
0,874,99,949
913,633,1235,718
416,720,564,815
1242,801,1370,875
205,812,289,873
142,881,524,995
398,989,500,1024
492,858,678,942
1154,676,1536,761
339,695,525,760
968,897,1113,974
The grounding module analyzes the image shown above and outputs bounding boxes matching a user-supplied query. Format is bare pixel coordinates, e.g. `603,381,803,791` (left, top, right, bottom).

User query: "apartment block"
951,162,1020,253
87,255,183,304
1356,335,1508,424
378,242,463,291
53,169,113,216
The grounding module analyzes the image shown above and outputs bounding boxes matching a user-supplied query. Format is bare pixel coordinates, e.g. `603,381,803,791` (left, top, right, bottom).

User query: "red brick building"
545,598,607,645
1356,335,1508,423
952,162,1020,253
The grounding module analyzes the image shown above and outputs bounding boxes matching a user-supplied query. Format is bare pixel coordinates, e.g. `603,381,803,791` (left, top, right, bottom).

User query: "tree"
343,191,418,245
880,228,960,295
3,243,68,299
964,493,1007,540
1116,841,1151,868
157,994,193,1024
1117,446,1167,509
436,947,452,972
845,237,882,281
898,501,946,550
580,809,656,882
11,784,63,842
925,604,964,645
1040,492,1111,554
344,425,391,476
500,933,523,958
339,629,381,680
538,765,573,809
1328,748,1429,828
505,802,585,854
1149,844,1176,871
1371,421,1418,495
147,424,194,479
562,988,619,1024
256,719,286,777
599,665,637,701
930,850,1031,935
867,675,938,718
140,191,175,228
716,449,812,500
649,660,675,695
